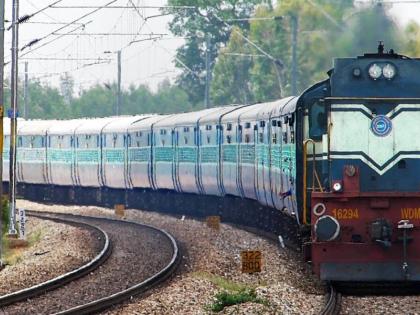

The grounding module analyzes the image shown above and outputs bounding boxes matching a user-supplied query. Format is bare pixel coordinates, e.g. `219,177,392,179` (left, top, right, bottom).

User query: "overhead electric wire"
7,0,66,30
50,5,196,10
20,0,118,53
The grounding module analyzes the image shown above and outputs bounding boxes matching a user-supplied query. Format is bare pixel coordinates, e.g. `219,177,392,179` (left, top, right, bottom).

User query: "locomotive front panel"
308,48,420,282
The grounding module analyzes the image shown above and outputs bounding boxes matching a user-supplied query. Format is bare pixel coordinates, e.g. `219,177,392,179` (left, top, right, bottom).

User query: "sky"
2,0,420,94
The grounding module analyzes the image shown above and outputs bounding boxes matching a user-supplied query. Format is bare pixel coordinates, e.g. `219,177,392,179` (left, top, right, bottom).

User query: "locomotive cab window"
309,101,327,140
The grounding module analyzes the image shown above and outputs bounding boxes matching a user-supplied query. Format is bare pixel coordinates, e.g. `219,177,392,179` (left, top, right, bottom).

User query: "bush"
209,288,268,312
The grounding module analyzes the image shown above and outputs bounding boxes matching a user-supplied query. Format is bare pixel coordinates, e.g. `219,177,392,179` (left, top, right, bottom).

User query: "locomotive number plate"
241,250,262,273
332,208,359,220
401,208,420,220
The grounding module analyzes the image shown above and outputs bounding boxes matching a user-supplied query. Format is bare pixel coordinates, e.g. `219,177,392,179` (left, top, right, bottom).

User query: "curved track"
0,213,111,307
320,285,341,315
1,211,180,315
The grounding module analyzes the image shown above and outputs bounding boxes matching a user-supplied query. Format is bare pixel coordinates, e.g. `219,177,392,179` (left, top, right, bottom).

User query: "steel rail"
320,284,341,315
0,213,111,307
25,211,181,315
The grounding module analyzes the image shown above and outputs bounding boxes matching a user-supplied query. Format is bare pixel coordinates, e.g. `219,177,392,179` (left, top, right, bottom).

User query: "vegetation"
208,288,268,312
2,1,420,118
194,272,268,313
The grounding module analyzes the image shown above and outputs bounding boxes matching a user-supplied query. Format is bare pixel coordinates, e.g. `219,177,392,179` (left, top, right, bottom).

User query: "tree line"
3,0,420,119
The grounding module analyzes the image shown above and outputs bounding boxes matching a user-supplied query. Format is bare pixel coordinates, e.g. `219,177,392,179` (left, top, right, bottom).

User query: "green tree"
166,0,270,105
211,27,255,106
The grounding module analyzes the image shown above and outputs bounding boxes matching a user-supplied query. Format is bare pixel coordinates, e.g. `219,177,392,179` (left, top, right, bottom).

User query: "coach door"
303,100,328,224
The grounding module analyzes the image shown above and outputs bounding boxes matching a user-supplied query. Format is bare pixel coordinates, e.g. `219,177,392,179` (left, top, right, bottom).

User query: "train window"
206,125,212,131
207,136,211,144
260,121,266,128
291,130,295,144
226,135,232,144
161,139,165,146
18,136,22,147
245,134,251,143
183,127,190,133
272,133,277,144
309,102,327,140
227,123,232,131
272,120,277,127
245,122,251,129
184,136,188,145
41,137,45,147
277,121,282,127
96,136,100,147
160,129,166,135
259,133,264,143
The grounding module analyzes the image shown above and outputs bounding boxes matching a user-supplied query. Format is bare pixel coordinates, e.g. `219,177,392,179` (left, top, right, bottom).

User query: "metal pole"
24,62,28,119
291,15,298,96
204,36,211,108
116,50,121,116
9,0,19,235
273,59,284,98
0,0,6,262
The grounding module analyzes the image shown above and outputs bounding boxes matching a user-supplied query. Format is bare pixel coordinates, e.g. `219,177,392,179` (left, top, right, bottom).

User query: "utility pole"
116,50,121,116
24,62,28,119
9,0,19,236
0,0,6,263
290,15,298,96
204,36,211,108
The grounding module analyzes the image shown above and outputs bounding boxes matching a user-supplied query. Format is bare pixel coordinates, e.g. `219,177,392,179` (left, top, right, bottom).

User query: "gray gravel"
0,217,101,295
1,212,175,315
17,201,325,315
341,295,420,315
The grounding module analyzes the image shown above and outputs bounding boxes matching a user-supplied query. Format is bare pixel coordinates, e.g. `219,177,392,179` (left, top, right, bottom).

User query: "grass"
194,272,269,313
1,228,43,266
209,288,268,312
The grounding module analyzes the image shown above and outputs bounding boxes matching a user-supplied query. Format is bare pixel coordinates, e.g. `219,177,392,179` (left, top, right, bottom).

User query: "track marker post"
114,204,125,218
241,250,263,273
206,216,220,231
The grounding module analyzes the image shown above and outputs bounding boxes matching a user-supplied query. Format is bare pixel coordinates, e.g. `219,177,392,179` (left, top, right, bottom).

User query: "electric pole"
24,62,28,119
116,50,121,116
9,0,19,236
204,36,211,108
290,14,298,96
0,0,6,262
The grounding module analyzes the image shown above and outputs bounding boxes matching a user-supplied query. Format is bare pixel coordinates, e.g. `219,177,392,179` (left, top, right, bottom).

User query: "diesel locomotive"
3,44,419,282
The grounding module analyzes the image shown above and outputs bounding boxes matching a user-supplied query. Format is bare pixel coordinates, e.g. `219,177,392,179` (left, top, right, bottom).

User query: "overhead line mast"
0,0,5,265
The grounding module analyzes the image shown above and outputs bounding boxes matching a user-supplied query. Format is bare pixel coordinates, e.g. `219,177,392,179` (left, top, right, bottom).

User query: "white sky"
3,0,420,94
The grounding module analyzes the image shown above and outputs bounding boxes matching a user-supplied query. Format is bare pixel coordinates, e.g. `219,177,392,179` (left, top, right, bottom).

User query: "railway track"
0,213,111,307
0,211,180,315
320,285,341,315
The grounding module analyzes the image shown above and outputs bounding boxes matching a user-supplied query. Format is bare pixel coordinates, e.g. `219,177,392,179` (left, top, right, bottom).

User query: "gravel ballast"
2,209,175,315
17,200,325,315
0,217,101,295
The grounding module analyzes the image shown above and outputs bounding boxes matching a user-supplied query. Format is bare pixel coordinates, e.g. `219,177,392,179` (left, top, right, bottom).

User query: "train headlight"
332,181,343,192
383,63,396,80
368,63,382,80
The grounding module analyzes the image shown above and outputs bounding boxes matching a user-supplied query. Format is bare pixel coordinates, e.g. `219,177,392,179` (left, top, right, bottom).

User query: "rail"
0,212,111,307
320,284,341,315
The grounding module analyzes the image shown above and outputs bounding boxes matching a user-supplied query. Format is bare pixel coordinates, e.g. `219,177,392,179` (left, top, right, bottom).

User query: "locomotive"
3,44,419,282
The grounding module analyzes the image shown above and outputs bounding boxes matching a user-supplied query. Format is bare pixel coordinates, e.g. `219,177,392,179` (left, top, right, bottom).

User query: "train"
2,44,420,282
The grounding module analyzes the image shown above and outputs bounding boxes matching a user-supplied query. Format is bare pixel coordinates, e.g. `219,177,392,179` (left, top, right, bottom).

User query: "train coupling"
398,220,414,280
